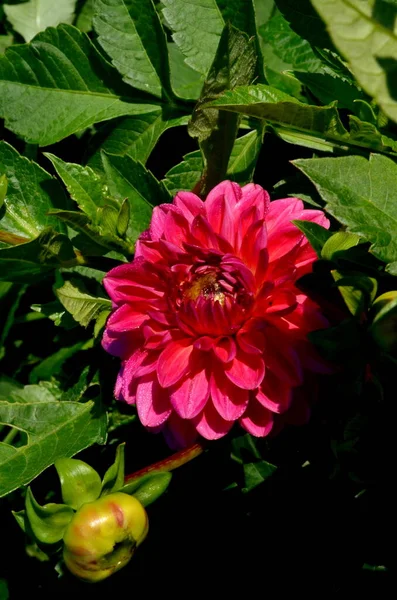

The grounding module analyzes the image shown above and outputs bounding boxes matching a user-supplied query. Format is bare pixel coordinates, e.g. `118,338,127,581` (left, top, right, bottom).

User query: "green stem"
3,428,18,445
124,442,205,483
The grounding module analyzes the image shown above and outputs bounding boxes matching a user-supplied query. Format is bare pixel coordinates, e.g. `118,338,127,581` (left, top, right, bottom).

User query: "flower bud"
63,492,148,582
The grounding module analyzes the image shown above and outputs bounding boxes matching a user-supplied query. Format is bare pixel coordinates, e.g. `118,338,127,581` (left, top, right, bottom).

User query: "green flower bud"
63,492,148,582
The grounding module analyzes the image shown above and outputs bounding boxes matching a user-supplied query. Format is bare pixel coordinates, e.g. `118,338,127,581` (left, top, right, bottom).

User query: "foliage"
0,0,394,594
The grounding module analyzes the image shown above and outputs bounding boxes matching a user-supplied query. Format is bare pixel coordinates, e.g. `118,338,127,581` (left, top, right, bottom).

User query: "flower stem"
124,443,205,483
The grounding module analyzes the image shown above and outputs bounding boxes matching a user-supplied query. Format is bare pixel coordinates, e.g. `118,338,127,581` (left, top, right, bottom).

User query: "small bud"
63,492,148,582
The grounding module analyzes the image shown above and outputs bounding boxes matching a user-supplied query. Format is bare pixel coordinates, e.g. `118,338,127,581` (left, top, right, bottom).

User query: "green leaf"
294,154,397,267
0,35,13,54
101,443,125,495
4,0,78,42
0,384,107,498
163,150,203,196
87,110,189,171
101,152,170,242
45,153,114,223
168,43,204,99
0,141,66,242
29,341,88,384
370,290,397,351
0,229,76,284
116,199,130,238
321,231,361,261
0,283,26,361
189,24,257,195
310,0,397,123
243,460,277,493
162,0,224,75
55,457,102,510
292,220,333,257
217,0,257,36
275,0,334,49
76,0,94,32
56,278,111,328
348,115,397,154
227,128,264,184
0,24,159,145
331,270,378,316
0,174,7,209
121,472,172,507
25,487,74,545
93,0,171,98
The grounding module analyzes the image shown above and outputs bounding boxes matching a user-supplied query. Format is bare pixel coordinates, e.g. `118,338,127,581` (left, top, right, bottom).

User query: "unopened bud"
63,492,148,582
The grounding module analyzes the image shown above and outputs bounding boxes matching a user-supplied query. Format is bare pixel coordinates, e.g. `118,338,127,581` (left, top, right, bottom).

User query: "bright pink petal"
157,339,194,388
169,367,210,419
213,337,236,363
174,191,205,222
194,400,234,440
136,373,172,427
210,370,249,420
239,400,274,437
225,349,265,390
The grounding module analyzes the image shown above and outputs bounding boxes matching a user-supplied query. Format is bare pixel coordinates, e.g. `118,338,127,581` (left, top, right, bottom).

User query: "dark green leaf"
168,43,204,99
163,150,203,196
227,127,264,184
76,0,94,32
29,341,88,384
0,141,66,241
25,487,74,545
0,24,159,145
0,229,76,283
0,383,107,497
93,0,171,98
294,154,397,267
162,0,224,75
331,270,378,316
56,278,111,328
243,460,277,493
275,0,334,49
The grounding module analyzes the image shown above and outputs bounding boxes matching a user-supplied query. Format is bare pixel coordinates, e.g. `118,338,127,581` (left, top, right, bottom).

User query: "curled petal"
239,400,274,437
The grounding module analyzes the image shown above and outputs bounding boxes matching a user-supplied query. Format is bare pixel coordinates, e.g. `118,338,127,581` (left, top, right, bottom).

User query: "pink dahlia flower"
103,181,330,448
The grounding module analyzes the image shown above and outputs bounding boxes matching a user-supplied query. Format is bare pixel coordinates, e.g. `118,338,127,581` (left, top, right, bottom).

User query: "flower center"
184,271,226,305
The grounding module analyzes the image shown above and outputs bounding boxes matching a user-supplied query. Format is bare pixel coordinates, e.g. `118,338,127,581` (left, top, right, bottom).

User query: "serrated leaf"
0,24,159,145
292,220,333,257
55,457,102,510
0,384,107,498
4,0,78,42
0,141,66,242
207,84,397,155
87,110,189,171
275,0,333,49
162,0,224,75
93,0,171,98
163,150,203,196
0,228,76,283
101,443,125,495
56,278,111,328
294,154,397,267
311,0,397,124
101,152,170,242
168,43,204,100
45,153,114,223
25,487,74,545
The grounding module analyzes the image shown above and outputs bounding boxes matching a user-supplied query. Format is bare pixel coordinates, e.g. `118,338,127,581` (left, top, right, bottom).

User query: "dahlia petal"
237,322,265,355
174,191,205,222
225,349,265,390
170,367,210,419
240,219,268,274
238,183,270,220
163,207,191,248
136,374,172,427
149,204,174,240
257,371,292,414
210,370,249,420
190,214,220,250
213,336,236,363
239,400,274,437
264,330,303,387
157,339,194,388
106,303,148,333
194,400,234,440
205,181,241,238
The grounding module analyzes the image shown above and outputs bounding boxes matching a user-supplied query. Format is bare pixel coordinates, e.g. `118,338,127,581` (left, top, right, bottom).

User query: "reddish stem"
124,442,205,483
